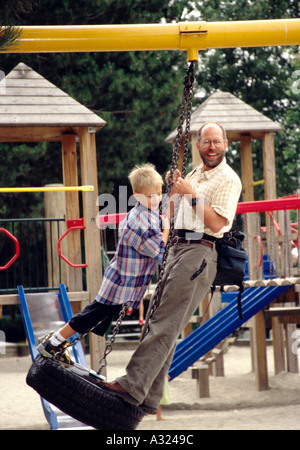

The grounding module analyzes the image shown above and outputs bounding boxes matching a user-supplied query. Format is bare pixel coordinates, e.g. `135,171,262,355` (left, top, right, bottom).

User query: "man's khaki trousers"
117,240,218,408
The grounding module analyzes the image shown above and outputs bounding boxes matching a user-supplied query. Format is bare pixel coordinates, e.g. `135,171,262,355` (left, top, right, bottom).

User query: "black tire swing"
26,62,195,431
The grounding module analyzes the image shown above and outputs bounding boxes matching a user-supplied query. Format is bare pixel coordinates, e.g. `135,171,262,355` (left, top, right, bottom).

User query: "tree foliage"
0,0,187,217
280,54,300,194
185,0,299,198
0,0,34,51
0,0,299,219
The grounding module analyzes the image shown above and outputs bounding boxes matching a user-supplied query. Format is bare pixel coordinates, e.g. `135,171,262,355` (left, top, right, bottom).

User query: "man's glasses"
199,139,225,149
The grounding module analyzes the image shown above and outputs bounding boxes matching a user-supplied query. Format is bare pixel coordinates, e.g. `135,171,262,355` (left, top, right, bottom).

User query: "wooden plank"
0,96,78,105
227,131,265,140
265,307,300,317
0,105,92,114
6,70,43,79
62,133,83,294
196,113,272,123
192,103,263,111
0,114,104,125
0,291,90,306
0,87,67,96
0,126,74,142
2,78,59,88
0,295,19,306
279,315,300,324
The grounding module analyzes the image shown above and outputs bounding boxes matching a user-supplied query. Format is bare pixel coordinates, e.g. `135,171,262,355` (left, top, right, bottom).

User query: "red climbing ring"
57,221,87,268
0,228,20,270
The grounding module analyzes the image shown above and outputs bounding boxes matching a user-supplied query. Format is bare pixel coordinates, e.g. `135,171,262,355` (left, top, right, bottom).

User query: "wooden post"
262,132,277,200
191,365,210,398
77,127,103,371
240,135,254,202
250,132,277,389
61,134,83,298
252,309,269,390
272,316,286,374
284,301,299,374
191,133,201,168
248,213,269,390
44,184,68,288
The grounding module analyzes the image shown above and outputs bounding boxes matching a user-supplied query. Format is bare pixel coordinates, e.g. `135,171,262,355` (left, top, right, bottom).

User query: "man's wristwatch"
190,196,200,207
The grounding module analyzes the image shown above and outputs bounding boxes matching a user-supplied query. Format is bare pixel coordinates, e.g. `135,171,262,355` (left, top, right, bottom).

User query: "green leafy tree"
279,54,300,195
184,0,299,198
1,0,299,219
0,0,34,51
0,0,187,217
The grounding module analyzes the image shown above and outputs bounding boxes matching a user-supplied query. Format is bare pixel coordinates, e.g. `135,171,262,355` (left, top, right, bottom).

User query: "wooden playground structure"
0,18,300,392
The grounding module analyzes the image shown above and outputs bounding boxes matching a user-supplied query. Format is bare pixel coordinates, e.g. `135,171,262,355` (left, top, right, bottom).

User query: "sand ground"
0,342,300,431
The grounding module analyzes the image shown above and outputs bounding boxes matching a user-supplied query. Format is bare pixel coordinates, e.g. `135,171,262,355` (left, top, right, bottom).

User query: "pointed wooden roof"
166,90,281,142
0,62,105,140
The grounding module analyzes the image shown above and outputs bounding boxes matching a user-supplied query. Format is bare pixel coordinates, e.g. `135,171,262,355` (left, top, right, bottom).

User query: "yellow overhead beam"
2,19,300,61
0,186,94,193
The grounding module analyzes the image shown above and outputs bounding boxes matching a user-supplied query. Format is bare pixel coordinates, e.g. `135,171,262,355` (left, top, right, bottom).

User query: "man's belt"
172,230,216,249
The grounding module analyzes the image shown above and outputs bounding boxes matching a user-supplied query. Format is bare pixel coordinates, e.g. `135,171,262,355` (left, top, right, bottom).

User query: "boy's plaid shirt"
96,203,165,308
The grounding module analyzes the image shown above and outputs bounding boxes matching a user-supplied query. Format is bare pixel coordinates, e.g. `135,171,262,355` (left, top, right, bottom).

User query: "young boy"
38,164,169,364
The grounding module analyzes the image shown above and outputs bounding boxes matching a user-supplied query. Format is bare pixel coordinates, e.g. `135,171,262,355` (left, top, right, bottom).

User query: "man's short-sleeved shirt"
174,158,242,238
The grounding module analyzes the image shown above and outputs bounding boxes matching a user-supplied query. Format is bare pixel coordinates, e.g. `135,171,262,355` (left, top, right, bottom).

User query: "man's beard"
200,151,225,169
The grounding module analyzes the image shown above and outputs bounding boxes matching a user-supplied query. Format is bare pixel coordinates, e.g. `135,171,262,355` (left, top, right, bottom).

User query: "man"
98,122,242,414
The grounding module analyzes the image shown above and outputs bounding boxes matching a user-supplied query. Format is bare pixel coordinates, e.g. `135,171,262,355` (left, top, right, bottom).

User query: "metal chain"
97,304,128,374
141,61,195,340
54,302,129,370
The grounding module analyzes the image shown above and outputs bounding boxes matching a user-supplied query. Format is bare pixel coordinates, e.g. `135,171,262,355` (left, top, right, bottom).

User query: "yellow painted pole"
253,179,265,186
0,185,94,193
2,19,299,61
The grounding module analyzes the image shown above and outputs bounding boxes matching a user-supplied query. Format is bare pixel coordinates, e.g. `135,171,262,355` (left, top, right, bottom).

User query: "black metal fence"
0,218,65,293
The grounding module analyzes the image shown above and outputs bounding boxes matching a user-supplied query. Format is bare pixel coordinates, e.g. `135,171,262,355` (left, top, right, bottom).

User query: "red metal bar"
254,235,263,267
97,212,127,228
57,224,87,268
96,197,300,226
0,228,20,270
236,198,300,214
267,211,282,235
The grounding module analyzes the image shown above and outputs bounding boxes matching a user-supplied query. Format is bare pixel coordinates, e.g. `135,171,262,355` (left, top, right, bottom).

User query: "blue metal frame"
58,284,86,365
17,284,87,429
168,284,291,380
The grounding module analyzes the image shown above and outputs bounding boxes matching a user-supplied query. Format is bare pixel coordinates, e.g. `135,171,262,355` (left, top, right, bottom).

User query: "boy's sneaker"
37,331,73,367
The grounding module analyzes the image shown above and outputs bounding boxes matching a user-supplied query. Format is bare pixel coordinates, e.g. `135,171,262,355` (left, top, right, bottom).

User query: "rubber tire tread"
26,355,145,430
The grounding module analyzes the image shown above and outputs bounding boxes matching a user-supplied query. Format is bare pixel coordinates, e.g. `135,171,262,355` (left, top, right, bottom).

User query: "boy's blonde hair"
128,163,163,193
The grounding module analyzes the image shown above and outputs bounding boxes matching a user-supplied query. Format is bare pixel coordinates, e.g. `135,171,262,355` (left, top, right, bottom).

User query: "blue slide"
18,284,93,429
168,284,291,380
